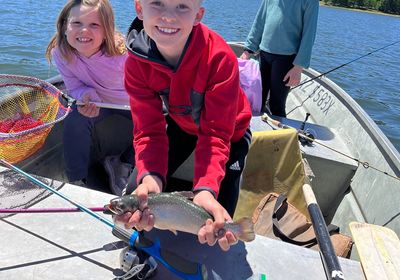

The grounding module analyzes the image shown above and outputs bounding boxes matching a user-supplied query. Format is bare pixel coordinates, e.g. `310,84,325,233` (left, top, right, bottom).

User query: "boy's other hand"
194,190,238,251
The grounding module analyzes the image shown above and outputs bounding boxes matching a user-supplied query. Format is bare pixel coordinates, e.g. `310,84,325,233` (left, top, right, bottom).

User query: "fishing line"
299,132,400,182
0,207,105,214
287,39,400,116
262,115,400,182
0,158,206,280
0,159,114,226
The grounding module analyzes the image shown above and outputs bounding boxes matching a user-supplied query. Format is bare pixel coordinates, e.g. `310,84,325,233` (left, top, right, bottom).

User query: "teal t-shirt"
245,0,319,68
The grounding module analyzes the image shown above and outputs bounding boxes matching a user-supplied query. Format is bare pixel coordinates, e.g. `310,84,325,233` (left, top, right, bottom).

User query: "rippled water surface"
0,1,399,151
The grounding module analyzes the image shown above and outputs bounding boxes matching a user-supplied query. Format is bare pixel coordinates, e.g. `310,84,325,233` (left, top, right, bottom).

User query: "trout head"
104,195,140,215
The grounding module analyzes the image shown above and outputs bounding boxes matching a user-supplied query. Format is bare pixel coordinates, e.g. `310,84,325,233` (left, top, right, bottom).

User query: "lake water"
0,1,399,152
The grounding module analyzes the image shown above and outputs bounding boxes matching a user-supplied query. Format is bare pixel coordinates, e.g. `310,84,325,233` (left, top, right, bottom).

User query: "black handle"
303,184,345,280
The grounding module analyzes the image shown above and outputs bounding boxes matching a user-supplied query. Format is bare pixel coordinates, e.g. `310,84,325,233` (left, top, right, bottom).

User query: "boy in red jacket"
121,0,252,251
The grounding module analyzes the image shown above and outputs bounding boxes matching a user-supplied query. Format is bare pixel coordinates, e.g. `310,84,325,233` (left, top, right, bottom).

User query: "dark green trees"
322,0,400,14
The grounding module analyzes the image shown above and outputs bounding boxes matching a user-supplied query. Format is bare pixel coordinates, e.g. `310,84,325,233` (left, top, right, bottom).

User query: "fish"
104,191,255,242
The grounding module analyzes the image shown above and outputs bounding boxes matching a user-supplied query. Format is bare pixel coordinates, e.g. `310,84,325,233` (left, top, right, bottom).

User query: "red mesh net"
0,74,70,163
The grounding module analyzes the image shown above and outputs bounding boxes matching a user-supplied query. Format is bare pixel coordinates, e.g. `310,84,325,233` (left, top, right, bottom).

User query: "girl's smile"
66,5,105,58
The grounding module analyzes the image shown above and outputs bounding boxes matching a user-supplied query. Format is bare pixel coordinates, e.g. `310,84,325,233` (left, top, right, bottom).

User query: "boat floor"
0,167,365,279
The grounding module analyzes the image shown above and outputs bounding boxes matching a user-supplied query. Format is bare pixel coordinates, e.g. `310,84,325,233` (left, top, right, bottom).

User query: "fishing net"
0,74,70,164
0,168,64,218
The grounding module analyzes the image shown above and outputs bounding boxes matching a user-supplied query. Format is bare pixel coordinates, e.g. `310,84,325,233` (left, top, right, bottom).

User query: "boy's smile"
135,0,204,66
157,27,179,34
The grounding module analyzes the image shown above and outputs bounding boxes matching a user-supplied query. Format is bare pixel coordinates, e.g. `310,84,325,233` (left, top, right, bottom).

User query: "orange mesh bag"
0,74,70,163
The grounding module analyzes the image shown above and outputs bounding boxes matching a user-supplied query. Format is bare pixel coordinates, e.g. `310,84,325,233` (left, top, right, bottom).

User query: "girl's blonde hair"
45,0,126,63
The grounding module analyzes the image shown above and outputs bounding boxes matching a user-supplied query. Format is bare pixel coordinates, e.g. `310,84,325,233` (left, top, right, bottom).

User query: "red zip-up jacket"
125,19,251,197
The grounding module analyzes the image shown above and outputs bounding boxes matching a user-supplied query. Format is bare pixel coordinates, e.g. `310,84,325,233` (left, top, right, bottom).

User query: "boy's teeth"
159,27,178,33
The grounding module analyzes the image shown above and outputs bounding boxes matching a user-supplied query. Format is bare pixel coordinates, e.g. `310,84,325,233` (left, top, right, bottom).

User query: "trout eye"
215,228,226,239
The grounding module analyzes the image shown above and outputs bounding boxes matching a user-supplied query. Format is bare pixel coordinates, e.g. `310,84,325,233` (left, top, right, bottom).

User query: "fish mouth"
103,204,119,215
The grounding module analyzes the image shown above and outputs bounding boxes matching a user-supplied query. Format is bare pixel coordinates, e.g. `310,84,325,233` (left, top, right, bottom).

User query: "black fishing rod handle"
309,205,345,280
303,184,345,280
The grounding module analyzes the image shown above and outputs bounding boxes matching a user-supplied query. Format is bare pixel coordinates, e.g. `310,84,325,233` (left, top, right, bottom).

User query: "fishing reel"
298,113,315,146
298,129,315,146
115,246,158,280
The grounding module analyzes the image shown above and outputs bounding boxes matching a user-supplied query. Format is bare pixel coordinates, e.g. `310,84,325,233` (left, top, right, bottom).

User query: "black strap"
272,194,339,246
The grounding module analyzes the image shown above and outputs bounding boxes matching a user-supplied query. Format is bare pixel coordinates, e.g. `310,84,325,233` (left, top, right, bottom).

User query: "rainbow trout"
104,191,255,242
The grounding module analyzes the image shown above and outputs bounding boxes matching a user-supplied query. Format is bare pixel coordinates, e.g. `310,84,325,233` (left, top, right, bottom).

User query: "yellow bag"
235,128,306,220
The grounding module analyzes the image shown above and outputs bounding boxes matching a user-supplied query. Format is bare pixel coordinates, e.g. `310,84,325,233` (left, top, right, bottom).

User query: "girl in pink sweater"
46,0,133,195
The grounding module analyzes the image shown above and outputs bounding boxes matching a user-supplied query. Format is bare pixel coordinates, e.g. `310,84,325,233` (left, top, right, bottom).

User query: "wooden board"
350,222,400,280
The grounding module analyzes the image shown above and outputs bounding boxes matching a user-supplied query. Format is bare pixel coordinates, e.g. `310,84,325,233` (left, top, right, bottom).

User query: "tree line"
322,0,400,15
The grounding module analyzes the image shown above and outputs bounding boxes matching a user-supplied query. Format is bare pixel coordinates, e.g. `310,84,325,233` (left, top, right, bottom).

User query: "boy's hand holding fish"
107,181,255,252
116,175,162,232
193,190,238,251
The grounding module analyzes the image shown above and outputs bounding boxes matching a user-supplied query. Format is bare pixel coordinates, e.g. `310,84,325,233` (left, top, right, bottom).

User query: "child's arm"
245,0,267,53
193,52,245,198
292,0,319,68
124,56,169,188
51,49,101,102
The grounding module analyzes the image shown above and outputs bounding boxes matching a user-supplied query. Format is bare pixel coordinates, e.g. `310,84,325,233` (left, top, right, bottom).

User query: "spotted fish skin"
104,191,255,242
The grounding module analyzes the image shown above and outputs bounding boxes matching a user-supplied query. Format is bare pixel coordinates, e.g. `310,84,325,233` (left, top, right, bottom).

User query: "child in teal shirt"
241,0,319,116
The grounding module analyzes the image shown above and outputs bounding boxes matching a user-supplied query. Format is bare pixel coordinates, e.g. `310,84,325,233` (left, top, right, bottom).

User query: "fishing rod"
75,100,131,110
60,91,131,110
0,207,105,214
0,158,206,280
303,184,345,280
261,114,315,145
287,40,400,116
261,115,400,182
291,39,400,92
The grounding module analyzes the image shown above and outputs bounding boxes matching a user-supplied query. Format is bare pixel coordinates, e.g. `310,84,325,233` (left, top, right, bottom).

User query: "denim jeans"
63,105,133,181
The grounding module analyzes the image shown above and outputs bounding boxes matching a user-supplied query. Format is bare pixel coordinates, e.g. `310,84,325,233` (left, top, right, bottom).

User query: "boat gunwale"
301,67,400,176
227,41,399,177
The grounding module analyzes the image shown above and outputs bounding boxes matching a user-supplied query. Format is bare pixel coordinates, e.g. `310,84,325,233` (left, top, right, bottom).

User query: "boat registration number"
299,79,335,116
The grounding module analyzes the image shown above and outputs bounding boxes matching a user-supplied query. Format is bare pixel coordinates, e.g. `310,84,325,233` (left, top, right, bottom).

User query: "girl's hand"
114,175,163,231
194,190,238,251
77,94,100,117
283,65,303,87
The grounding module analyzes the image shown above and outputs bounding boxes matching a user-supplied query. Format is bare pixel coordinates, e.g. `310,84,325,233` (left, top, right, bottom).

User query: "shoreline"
320,3,400,18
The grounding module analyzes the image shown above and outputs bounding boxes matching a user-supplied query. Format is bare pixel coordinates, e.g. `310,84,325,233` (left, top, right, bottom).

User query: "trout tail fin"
231,217,255,242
